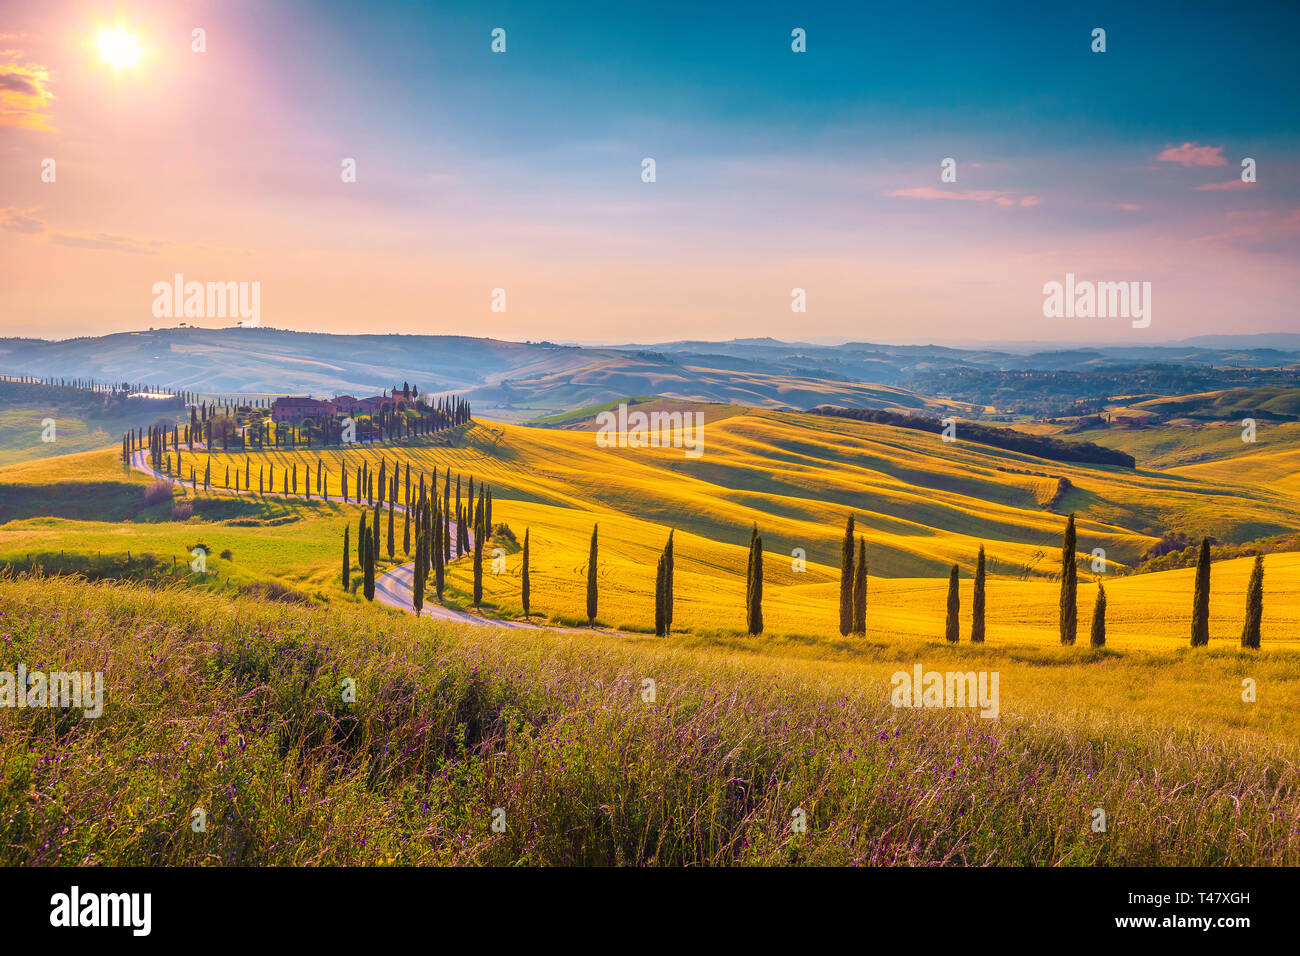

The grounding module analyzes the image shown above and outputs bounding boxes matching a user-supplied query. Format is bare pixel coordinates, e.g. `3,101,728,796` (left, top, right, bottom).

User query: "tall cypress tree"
1090,583,1107,648
1059,513,1078,645
432,499,445,601
413,529,425,617
746,524,764,636
362,527,375,601
403,502,410,555
839,514,855,636
342,522,350,590
521,527,530,619
387,494,395,559
664,529,674,633
971,544,986,643
852,537,867,635
372,500,381,561
586,523,599,627
654,530,674,637
1241,554,1263,649
1191,535,1212,646
454,477,463,557
472,499,485,607
944,563,960,643
654,552,667,636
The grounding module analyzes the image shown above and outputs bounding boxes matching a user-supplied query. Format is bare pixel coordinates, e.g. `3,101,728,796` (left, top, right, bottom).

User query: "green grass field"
2,574,1297,865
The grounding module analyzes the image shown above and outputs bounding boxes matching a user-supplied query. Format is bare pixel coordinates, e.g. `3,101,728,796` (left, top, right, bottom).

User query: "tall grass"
1,573,1298,865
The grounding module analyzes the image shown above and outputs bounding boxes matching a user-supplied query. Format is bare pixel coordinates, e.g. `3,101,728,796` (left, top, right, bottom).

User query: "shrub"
171,501,194,521
220,549,233,560
143,480,174,506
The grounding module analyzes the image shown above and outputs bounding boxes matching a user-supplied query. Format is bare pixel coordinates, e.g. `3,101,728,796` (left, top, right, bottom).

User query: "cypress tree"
664,529,674,632
1241,554,1263,649
586,523,598,627
1059,513,1078,645
413,530,425,617
443,472,451,561
521,528,531,620
372,500,381,560
433,501,445,601
945,563,960,643
342,522,350,590
852,537,867,635
362,527,375,601
746,524,763,635
654,552,667,636
1191,536,1212,646
839,514,855,636
472,500,485,607
455,477,463,557
387,495,395,559
971,544,986,643
403,502,410,555
1090,583,1107,648
655,530,674,637
342,463,349,501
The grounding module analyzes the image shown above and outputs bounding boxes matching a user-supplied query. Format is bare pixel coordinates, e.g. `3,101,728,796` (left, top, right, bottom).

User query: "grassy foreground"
2,574,1298,865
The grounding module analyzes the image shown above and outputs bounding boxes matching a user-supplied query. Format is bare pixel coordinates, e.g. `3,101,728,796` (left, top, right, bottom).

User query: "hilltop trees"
587,524,599,627
839,514,856,636
1242,554,1264,649
1191,536,1212,646
746,524,763,636
1090,583,1107,648
971,544,986,643
945,564,960,643
1060,514,1078,645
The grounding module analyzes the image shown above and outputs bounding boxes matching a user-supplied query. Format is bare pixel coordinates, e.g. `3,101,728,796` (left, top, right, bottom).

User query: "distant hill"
5,328,1299,423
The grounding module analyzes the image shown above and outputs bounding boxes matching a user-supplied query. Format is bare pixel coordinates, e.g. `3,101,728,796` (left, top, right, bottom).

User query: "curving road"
128,445,606,633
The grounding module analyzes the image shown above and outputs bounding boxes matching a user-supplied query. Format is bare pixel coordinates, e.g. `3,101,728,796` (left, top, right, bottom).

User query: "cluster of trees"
342,464,497,612
122,394,471,460
810,406,1136,469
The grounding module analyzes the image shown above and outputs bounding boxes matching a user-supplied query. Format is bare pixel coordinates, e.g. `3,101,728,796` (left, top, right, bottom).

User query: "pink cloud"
887,187,1036,207
1194,179,1252,191
1117,203,1142,211
1156,143,1227,167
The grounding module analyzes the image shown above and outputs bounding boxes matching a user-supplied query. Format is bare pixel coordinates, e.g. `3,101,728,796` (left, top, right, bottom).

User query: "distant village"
270,384,424,423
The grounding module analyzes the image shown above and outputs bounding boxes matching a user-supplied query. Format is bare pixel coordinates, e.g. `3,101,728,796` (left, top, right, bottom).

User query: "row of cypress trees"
350,496,1270,646
1056,514,1265,648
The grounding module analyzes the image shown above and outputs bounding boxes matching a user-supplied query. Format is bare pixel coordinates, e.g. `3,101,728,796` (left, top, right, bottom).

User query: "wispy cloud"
1194,179,1252,191
0,207,44,233
886,186,1039,207
49,232,159,255
1156,143,1226,167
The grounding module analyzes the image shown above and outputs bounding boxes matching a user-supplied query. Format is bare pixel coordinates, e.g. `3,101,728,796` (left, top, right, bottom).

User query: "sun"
97,27,142,69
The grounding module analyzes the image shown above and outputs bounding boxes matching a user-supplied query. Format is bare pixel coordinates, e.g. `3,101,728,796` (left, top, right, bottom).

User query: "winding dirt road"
128,445,592,632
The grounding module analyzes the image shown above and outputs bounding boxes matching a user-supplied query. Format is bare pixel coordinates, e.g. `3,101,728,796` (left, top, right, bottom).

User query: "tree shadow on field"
0,481,261,524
